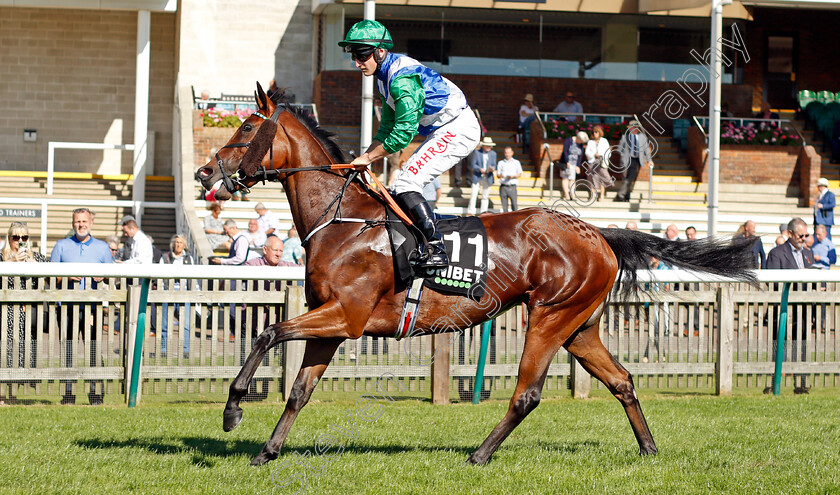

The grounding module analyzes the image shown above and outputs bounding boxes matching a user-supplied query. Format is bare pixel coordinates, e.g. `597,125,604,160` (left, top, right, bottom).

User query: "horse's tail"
598,228,758,300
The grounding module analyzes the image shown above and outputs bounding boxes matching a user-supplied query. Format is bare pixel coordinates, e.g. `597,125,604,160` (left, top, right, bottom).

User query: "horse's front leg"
250,338,343,466
224,300,361,432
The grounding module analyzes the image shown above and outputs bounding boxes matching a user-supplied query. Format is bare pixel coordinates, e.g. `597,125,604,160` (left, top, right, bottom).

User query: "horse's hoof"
640,446,658,456
466,452,489,465
251,451,277,466
223,406,243,432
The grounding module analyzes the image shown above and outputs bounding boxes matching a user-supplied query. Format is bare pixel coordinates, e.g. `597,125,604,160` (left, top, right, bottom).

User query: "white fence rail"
1,265,838,404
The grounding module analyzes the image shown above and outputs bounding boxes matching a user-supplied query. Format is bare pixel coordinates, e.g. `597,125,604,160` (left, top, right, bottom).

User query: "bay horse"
195,84,755,466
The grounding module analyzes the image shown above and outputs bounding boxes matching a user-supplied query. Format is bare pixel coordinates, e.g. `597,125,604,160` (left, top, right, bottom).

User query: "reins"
216,104,414,245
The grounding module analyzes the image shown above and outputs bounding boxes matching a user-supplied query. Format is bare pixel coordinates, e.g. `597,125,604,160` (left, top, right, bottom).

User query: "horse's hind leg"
564,321,657,455
467,308,565,465
250,338,343,466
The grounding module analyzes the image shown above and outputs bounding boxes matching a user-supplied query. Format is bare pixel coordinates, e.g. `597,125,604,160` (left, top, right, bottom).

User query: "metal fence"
1,265,839,404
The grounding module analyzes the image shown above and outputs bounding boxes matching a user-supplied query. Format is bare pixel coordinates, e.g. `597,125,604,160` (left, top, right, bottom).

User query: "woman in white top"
158,234,196,356
585,125,612,201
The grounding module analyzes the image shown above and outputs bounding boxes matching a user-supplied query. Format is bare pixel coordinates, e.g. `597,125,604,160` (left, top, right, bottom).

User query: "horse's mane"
269,90,347,164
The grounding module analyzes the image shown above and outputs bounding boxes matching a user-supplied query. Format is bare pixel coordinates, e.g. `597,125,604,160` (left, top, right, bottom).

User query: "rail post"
127,278,151,407
282,285,306,401
472,320,493,404
772,283,792,396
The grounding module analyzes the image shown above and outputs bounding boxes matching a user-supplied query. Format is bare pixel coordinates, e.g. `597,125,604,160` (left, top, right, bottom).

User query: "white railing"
1,265,838,403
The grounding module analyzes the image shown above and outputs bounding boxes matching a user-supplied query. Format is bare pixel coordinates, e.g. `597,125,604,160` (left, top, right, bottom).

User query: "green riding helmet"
338,20,394,51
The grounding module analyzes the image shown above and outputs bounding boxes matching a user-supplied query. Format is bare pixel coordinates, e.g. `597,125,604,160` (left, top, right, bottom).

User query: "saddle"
384,206,489,339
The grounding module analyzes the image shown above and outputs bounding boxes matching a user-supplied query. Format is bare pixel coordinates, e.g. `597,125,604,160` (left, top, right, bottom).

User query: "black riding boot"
399,191,449,269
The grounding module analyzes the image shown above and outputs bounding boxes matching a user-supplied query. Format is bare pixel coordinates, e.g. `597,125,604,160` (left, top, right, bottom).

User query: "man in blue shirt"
50,207,113,405
811,225,837,269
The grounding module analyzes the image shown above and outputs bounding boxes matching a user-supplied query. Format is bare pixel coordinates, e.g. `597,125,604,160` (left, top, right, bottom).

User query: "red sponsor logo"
408,132,457,175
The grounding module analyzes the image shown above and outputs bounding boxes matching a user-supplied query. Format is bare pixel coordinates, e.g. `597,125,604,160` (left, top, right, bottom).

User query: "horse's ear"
256,81,268,110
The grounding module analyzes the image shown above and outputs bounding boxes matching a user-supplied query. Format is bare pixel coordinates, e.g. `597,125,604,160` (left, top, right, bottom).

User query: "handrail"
3,263,836,285
179,84,214,263
692,115,708,142
540,112,634,124
47,142,135,195
195,99,319,123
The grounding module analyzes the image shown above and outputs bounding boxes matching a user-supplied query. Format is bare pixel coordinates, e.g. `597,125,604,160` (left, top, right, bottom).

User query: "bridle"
205,101,414,245
211,105,285,194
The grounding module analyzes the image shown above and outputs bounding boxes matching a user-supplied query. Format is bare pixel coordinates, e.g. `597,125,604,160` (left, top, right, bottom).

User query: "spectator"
281,227,304,266
778,223,790,243
559,131,588,200
811,225,837,269
255,202,280,237
159,234,195,357
104,235,124,261
496,146,523,212
614,121,654,202
117,216,153,264
468,137,496,215
518,94,539,148
665,224,680,241
814,177,835,240
754,101,779,121
552,90,583,122
721,102,733,118
585,125,611,201
685,226,697,241
606,224,619,229
733,220,766,268
147,235,164,263
245,235,299,269
625,221,638,231
764,217,815,395
775,235,786,246
204,203,231,251
423,176,442,211
245,218,267,261
50,207,113,405
197,89,214,110
209,219,249,265
1,222,47,379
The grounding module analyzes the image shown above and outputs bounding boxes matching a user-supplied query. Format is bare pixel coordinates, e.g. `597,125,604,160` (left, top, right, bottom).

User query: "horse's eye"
242,123,253,133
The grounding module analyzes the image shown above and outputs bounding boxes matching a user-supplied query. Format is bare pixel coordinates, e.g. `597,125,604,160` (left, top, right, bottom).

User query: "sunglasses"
349,48,375,63
11,235,29,242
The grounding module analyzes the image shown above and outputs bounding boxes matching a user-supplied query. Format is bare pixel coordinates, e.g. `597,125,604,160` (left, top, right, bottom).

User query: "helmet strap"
373,48,385,75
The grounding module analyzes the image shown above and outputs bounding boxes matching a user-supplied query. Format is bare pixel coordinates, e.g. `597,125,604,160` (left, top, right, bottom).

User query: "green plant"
201,108,252,128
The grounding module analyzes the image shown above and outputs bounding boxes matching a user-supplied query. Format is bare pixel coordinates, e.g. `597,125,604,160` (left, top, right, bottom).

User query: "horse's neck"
282,136,380,242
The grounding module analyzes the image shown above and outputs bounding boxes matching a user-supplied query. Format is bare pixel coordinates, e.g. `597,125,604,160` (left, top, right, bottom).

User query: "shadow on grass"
0,398,54,405
76,436,263,466
75,435,488,462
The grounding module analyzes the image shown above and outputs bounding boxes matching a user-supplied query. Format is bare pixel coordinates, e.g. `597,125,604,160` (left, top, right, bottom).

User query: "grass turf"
0,389,838,494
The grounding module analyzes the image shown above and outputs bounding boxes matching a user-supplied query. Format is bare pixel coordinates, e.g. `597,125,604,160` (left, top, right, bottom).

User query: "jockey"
339,20,481,269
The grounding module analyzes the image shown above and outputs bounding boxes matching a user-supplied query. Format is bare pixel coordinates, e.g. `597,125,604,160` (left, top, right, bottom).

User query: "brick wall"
717,145,801,185
192,113,237,166
313,70,753,135
0,8,175,174
686,126,820,204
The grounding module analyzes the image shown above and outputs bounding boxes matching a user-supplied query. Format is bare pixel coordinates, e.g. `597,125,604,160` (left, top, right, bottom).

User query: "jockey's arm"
351,75,424,168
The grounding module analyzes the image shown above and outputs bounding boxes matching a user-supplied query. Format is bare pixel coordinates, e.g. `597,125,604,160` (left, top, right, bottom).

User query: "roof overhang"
0,0,177,12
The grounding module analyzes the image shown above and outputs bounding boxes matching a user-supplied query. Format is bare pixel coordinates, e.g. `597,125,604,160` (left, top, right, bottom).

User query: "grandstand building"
1,0,839,256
